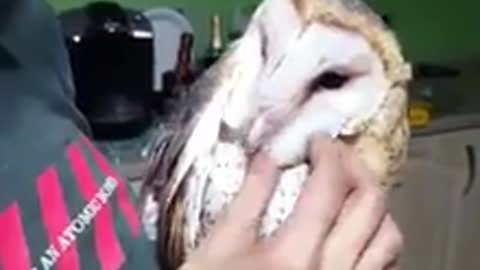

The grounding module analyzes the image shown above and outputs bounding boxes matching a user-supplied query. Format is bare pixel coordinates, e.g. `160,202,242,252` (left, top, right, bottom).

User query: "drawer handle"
463,145,476,197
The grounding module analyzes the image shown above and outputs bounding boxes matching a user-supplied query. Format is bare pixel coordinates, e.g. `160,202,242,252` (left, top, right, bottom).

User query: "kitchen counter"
412,114,480,137
94,123,159,183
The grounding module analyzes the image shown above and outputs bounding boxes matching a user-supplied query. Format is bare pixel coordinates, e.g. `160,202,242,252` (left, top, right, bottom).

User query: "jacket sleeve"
0,133,158,270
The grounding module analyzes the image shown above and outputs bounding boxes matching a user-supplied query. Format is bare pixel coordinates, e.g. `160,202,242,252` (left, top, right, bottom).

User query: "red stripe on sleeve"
36,166,80,270
66,143,125,270
79,135,140,237
0,202,32,270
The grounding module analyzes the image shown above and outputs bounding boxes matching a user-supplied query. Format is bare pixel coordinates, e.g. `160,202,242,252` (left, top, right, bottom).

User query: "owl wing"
139,43,246,227
138,46,249,270
141,61,226,203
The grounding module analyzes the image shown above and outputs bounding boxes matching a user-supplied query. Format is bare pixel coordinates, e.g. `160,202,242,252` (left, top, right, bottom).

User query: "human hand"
179,135,403,270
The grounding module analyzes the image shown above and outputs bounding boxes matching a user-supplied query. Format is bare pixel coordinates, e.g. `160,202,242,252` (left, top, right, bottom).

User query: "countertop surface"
412,114,480,137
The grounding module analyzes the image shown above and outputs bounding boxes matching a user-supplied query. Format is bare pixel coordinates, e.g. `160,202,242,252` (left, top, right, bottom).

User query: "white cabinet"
441,130,480,270
390,133,469,270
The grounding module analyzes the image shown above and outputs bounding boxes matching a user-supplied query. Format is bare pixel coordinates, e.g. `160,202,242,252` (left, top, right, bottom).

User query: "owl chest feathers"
183,123,311,253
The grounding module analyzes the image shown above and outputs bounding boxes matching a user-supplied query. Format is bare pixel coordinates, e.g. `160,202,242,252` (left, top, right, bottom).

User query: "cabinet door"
389,136,466,270
441,130,480,270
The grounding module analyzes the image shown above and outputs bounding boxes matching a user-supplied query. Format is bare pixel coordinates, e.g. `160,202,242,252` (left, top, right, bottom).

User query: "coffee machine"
60,2,154,140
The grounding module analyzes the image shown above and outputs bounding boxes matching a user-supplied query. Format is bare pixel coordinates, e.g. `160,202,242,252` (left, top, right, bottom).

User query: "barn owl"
140,0,412,269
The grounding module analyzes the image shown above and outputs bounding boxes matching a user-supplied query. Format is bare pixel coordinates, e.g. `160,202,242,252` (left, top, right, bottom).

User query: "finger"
354,215,403,270
341,142,383,189
266,135,353,264
317,183,387,270
209,151,280,246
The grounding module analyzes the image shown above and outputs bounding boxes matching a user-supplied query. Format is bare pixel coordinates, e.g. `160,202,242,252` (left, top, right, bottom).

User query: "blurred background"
49,0,478,62
46,0,480,269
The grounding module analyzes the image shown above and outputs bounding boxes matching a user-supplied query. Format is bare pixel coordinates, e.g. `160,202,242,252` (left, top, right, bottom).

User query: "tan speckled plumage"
140,0,412,269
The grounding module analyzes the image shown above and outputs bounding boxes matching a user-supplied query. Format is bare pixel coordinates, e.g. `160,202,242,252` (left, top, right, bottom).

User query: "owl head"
217,0,412,184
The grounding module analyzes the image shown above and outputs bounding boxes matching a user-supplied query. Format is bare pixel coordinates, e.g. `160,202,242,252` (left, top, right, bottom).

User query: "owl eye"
309,71,351,91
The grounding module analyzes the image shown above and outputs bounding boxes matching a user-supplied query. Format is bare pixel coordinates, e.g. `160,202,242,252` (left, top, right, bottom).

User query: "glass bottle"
202,13,224,69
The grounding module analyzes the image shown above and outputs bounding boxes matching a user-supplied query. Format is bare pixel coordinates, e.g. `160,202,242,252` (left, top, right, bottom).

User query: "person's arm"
0,1,158,269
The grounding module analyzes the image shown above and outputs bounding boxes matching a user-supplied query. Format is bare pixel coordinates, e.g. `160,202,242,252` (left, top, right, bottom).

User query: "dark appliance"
59,2,154,140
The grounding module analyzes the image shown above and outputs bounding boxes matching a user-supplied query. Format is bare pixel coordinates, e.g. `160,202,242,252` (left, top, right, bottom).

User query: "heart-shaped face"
141,0,412,270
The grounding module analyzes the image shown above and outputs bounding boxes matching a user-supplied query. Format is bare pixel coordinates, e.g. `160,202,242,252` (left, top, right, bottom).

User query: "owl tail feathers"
155,180,188,270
